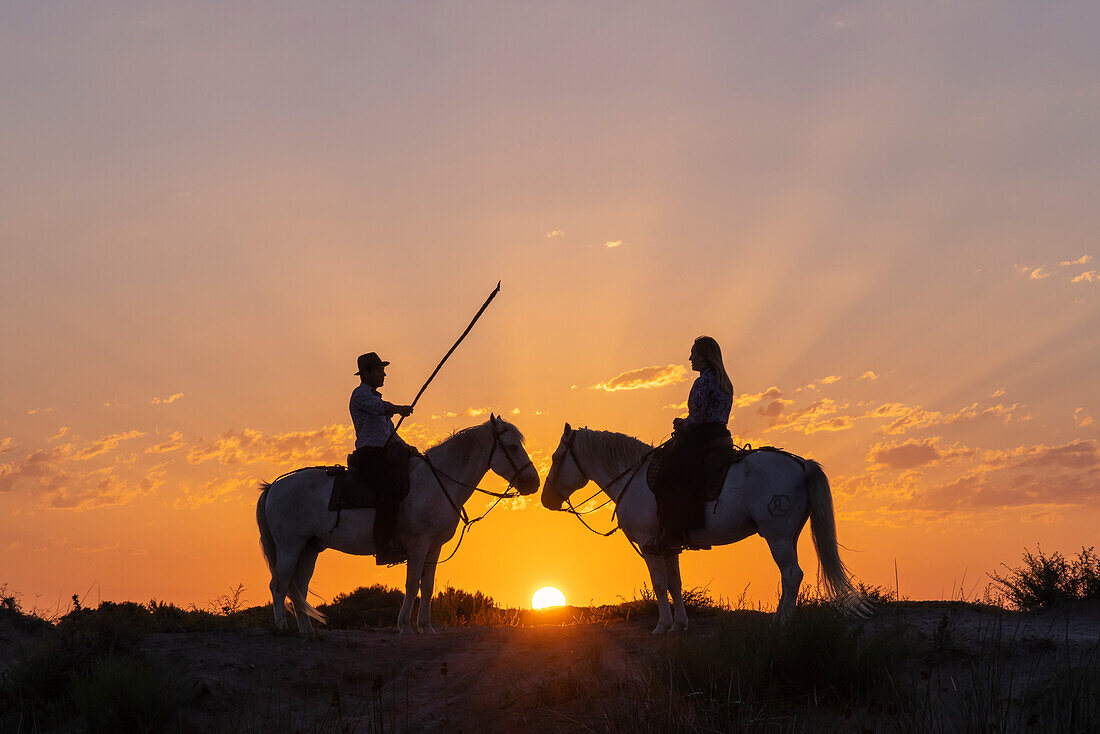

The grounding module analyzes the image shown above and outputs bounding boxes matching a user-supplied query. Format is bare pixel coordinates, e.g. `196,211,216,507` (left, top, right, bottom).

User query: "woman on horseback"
645,335,734,555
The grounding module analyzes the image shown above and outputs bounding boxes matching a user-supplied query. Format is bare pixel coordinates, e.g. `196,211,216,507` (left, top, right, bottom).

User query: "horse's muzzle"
540,486,564,511
515,466,541,495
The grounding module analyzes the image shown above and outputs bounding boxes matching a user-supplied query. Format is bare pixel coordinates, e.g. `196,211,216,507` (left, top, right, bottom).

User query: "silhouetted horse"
542,424,867,632
258,415,539,634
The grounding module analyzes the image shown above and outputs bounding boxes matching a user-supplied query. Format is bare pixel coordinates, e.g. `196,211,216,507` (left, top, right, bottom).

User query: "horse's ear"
563,422,572,434
490,412,499,427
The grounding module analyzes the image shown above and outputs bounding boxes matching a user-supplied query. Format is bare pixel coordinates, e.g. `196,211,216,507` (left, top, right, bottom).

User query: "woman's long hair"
693,336,734,396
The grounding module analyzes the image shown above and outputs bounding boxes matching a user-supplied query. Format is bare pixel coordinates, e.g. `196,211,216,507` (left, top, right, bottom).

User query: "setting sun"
531,587,567,610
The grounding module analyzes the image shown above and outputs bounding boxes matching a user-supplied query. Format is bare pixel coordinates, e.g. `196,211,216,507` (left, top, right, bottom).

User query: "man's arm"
383,401,414,418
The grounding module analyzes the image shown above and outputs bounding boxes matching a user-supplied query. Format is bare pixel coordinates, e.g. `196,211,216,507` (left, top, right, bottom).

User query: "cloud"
898,439,1100,514
1071,271,1099,283
798,375,844,391
49,427,69,442
545,230,565,238
1059,255,1091,266
857,371,878,381
0,438,14,455
186,424,352,466
73,430,146,461
734,386,783,408
875,401,1026,435
592,364,689,392
1015,264,1051,280
605,240,623,248
174,473,257,509
766,399,854,434
0,443,147,510
0,446,69,493
151,393,184,405
756,399,793,419
1074,408,1094,429
867,437,976,470
990,387,1006,398
145,431,186,454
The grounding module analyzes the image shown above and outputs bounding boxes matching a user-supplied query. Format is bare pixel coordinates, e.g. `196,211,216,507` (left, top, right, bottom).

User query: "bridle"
424,421,534,508
415,420,537,565
484,419,536,489
547,430,660,551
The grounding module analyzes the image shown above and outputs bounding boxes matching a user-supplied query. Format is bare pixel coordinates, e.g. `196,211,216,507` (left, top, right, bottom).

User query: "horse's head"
486,414,540,495
541,423,587,510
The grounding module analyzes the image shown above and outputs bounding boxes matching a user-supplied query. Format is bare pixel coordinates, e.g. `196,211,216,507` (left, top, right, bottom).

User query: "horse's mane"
575,429,651,467
424,420,526,462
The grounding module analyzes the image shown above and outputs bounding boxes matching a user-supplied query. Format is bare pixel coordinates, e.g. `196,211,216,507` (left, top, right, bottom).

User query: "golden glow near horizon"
532,587,567,610
1,3,1098,616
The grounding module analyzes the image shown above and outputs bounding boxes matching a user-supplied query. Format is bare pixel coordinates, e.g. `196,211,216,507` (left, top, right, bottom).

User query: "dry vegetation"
1,547,1098,733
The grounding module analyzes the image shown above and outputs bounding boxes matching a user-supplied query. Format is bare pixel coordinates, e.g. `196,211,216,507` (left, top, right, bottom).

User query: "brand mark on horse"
768,494,791,517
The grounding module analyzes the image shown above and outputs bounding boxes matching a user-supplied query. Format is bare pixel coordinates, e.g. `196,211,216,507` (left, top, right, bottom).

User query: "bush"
430,586,519,626
320,584,404,628
988,545,1100,611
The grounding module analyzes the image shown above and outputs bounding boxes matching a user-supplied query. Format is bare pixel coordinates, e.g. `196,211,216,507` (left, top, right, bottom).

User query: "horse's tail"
804,461,871,615
256,477,328,626
256,481,278,580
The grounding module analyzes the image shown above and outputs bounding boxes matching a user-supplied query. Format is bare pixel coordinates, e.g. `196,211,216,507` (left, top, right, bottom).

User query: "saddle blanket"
327,444,414,512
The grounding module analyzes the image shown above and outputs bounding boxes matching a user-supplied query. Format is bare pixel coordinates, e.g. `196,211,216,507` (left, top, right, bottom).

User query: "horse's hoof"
652,624,672,634
397,625,415,635
420,625,438,635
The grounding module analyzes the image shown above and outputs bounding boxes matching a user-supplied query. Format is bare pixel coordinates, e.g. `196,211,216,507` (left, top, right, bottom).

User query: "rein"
551,431,669,557
420,422,535,565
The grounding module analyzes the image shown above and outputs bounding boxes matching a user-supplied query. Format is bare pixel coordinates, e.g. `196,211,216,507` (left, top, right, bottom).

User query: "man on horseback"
644,336,734,555
350,352,415,564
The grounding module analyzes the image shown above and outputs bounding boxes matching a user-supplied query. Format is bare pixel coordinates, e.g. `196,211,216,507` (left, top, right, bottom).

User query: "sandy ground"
134,603,1100,733
3,603,1098,732
141,621,655,733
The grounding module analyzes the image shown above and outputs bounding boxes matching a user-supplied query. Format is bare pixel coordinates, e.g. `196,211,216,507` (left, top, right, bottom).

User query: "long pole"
389,281,502,440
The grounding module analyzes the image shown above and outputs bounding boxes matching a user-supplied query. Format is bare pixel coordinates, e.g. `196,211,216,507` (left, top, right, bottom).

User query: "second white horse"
542,424,865,632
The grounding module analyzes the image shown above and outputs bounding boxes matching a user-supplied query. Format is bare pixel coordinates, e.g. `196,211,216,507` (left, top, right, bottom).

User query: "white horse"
257,415,539,635
541,424,865,633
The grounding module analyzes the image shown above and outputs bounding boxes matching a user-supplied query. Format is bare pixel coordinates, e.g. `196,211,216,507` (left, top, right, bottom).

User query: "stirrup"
374,544,407,566
641,533,683,557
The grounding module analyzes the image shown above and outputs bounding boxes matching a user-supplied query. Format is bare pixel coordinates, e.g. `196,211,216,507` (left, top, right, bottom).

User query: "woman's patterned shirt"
683,368,733,426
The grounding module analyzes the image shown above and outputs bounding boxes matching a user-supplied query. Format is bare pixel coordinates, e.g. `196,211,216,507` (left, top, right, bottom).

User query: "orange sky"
2,2,1099,613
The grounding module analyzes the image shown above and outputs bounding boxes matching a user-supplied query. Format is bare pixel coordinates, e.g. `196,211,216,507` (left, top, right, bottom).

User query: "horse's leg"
397,540,428,635
764,533,803,623
416,544,443,635
642,553,674,634
273,540,306,632
289,542,321,636
665,555,689,631
269,557,288,631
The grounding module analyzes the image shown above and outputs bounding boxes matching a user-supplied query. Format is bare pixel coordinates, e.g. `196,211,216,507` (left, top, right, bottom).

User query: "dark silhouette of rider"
350,352,414,565
645,336,734,555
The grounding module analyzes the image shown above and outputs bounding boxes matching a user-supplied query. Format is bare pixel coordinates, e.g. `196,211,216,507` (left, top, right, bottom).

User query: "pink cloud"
592,364,689,392
867,437,975,470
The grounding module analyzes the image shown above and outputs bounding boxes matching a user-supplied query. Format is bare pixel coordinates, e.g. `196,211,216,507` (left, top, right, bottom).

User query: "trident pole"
388,281,502,441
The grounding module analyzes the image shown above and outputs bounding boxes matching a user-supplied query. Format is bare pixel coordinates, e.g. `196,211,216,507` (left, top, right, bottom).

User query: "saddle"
647,441,800,503
328,443,416,512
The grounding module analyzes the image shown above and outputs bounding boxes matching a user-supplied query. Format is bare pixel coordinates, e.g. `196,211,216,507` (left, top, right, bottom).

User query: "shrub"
320,584,404,628
988,545,1100,611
